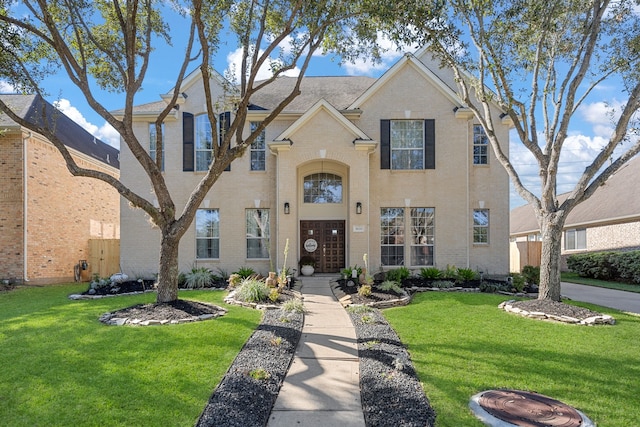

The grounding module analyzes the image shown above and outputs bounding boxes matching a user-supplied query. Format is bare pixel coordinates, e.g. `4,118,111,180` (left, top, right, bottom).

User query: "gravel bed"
348,307,437,427
196,308,303,427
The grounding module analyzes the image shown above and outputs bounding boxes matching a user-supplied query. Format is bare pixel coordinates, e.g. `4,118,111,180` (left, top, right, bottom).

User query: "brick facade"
0,130,120,284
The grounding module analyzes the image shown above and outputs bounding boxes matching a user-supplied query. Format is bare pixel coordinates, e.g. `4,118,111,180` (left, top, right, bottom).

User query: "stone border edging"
98,303,228,326
499,300,615,325
223,288,304,310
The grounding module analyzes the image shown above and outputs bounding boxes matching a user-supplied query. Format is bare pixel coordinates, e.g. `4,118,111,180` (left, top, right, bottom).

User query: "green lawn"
562,271,640,293
384,292,640,427
0,284,261,427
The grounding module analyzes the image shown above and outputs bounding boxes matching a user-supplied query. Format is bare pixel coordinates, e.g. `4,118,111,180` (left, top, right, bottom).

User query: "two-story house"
119,48,511,278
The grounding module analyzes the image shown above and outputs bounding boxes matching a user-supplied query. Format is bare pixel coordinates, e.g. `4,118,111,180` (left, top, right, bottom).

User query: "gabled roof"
510,155,640,235
348,53,465,110
249,76,376,112
274,98,372,142
0,94,119,169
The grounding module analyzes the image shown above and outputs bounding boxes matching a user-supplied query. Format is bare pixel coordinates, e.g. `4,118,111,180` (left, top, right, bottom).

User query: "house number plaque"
304,238,318,253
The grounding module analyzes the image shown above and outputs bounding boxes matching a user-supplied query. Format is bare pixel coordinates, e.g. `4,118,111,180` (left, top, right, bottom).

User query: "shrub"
358,284,372,297
184,267,214,289
386,267,410,282
510,273,525,292
610,251,640,283
227,273,242,288
377,280,403,294
234,267,256,279
268,288,280,302
341,265,362,278
442,264,459,280
521,265,540,285
346,304,374,314
281,299,305,313
419,267,441,280
234,278,270,303
431,280,455,289
456,268,479,283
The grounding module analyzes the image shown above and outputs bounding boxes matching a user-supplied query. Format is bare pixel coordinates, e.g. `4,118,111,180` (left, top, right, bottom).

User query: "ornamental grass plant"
384,292,640,427
0,284,260,427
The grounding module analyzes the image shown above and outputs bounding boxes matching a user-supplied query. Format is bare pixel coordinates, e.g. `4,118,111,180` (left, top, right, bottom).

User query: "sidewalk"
267,276,365,427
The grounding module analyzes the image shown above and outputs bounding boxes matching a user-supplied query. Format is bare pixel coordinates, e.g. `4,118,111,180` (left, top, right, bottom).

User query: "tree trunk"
156,233,180,303
538,216,564,302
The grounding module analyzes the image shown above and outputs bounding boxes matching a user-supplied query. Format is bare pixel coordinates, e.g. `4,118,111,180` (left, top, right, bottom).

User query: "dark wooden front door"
300,220,345,273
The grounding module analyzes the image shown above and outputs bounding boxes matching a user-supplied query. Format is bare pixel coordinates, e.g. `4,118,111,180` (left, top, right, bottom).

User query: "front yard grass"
384,292,640,427
0,284,261,427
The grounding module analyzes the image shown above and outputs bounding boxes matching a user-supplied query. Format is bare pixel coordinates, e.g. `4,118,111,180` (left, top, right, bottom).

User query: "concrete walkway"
267,276,365,427
562,282,640,314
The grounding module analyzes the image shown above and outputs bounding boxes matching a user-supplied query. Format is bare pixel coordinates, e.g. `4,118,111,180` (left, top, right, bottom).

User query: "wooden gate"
300,220,345,273
89,239,120,279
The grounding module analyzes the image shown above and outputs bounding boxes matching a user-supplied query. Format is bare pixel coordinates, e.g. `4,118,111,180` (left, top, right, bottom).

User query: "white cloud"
54,98,120,148
342,33,408,76
226,47,300,84
579,99,625,138
0,80,16,93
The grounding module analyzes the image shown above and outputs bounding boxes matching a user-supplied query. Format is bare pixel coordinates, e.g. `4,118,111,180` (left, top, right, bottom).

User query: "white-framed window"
303,173,343,203
473,209,489,244
473,125,488,165
195,114,213,171
565,228,586,250
246,209,270,259
410,208,435,266
250,122,266,171
149,122,165,170
196,209,219,259
381,207,436,266
391,120,424,169
381,208,405,266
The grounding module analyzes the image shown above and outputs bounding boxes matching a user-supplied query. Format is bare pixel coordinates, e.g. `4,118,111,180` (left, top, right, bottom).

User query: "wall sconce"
356,202,362,214
284,202,290,214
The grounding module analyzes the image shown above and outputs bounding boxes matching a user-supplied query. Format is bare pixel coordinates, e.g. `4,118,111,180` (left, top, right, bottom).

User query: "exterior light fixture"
284,202,290,214
356,202,362,214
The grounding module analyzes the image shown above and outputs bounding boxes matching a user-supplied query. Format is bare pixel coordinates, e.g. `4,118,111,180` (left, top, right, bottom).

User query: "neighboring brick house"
0,94,120,284
510,155,640,271
119,49,511,278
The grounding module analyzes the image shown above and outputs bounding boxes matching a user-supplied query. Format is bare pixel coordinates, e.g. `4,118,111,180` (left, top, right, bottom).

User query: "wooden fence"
89,239,120,279
509,241,542,272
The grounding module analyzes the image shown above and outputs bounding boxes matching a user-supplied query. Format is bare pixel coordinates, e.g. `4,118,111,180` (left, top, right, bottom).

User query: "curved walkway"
561,282,640,314
267,276,365,426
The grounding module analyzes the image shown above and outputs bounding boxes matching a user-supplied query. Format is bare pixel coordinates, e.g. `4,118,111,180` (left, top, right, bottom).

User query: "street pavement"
561,282,640,314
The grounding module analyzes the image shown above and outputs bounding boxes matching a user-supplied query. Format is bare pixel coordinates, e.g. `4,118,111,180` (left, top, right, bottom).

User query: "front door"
300,220,345,273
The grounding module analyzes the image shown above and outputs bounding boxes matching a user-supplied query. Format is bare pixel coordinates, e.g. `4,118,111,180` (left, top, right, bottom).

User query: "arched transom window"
303,173,343,203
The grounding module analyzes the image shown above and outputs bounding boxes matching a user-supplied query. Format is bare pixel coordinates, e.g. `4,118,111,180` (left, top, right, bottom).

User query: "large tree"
0,0,432,303
386,0,640,301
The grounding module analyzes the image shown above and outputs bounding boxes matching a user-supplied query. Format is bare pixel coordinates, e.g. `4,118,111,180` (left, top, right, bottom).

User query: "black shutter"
182,112,194,171
380,119,390,169
219,111,231,171
424,119,435,169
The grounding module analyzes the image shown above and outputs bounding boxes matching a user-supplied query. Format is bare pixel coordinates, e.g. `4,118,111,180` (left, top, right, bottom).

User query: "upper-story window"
250,122,266,171
149,122,165,170
303,173,342,203
380,119,435,170
473,125,489,165
195,114,213,171
473,209,489,244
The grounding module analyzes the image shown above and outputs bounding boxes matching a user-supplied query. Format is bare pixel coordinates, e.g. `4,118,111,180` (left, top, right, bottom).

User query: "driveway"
561,282,640,314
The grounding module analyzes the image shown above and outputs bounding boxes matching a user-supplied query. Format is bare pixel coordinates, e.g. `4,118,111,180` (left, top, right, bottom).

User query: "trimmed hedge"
567,250,640,283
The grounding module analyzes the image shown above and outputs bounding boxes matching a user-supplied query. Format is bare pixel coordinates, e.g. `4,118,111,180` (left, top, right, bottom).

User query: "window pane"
195,115,213,171
303,173,342,203
196,209,219,259
565,230,576,250
410,208,435,265
381,208,405,266
390,120,424,170
473,209,489,244
246,209,269,258
577,229,586,249
149,123,165,170
473,125,488,165
250,122,266,171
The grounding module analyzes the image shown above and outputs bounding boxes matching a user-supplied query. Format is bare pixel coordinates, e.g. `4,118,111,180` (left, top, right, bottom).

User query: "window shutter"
380,119,390,169
182,112,194,171
424,119,435,169
219,111,231,171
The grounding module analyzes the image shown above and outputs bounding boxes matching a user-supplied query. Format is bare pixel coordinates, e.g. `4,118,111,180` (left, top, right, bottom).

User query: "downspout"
23,131,31,283
465,120,471,269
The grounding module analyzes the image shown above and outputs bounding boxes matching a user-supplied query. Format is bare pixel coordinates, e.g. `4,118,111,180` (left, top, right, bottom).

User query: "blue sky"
2,5,630,210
